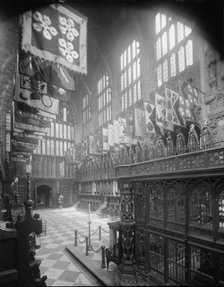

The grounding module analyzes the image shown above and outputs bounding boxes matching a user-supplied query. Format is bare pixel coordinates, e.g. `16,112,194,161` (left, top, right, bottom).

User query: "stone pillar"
53,180,60,208
69,180,73,207
115,181,137,286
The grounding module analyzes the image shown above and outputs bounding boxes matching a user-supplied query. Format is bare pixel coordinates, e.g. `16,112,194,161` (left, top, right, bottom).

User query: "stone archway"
36,185,52,208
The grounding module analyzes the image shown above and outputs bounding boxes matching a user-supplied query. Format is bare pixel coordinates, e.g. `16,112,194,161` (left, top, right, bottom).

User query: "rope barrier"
101,227,109,233
77,231,87,244
90,227,99,238
88,242,102,253
77,230,86,238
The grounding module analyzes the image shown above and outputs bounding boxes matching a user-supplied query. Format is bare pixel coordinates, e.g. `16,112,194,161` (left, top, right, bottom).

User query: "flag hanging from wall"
19,51,76,91
179,80,199,122
95,129,103,154
155,93,166,134
21,4,87,74
81,137,88,159
108,123,114,149
165,87,184,127
102,126,109,151
14,73,59,115
88,134,98,155
134,106,146,138
144,102,156,136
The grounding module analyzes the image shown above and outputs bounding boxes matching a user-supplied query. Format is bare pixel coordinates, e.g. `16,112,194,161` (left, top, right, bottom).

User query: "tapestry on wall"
21,4,87,74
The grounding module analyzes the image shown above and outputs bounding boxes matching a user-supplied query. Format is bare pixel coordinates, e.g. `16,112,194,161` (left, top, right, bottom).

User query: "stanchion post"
88,203,91,247
85,236,89,256
101,245,106,268
88,221,91,247
99,226,101,241
74,230,77,246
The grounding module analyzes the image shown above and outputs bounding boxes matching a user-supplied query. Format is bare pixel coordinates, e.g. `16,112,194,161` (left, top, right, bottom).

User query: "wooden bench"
0,226,18,286
105,220,122,269
105,242,122,269
0,207,47,286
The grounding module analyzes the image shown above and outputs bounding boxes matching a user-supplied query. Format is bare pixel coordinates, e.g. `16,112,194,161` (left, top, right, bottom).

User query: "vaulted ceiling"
0,0,222,92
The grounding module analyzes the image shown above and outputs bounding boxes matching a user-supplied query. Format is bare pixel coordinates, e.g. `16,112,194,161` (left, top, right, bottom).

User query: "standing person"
58,194,64,208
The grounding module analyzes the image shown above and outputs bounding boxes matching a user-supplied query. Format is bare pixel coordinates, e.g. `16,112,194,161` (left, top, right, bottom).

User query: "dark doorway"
37,185,52,208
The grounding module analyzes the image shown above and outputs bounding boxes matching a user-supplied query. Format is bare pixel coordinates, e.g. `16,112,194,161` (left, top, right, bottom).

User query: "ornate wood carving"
116,147,224,179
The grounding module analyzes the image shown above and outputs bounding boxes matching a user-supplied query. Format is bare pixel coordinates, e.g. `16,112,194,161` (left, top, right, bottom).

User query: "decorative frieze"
116,147,224,179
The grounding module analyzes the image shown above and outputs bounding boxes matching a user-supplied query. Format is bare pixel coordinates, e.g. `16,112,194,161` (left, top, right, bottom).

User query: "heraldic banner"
21,4,87,74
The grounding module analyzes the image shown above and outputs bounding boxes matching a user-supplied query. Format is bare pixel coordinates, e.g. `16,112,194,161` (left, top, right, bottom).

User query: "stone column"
115,181,137,286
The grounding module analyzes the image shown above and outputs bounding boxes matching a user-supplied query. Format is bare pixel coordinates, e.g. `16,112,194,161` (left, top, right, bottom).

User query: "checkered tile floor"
35,207,111,286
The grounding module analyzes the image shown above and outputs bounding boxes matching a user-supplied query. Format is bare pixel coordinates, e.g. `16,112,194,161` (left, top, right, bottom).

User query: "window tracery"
120,39,141,111
97,73,112,126
154,12,193,87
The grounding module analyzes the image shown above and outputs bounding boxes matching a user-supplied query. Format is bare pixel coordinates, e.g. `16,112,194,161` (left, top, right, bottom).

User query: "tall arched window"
177,22,184,43
97,73,112,126
163,59,168,82
186,40,193,66
169,24,175,50
170,53,176,77
154,11,193,87
157,64,162,87
120,39,141,111
156,38,162,60
162,32,168,56
178,46,185,72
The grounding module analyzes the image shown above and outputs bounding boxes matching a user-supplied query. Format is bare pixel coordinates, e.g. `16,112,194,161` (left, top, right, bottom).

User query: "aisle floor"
35,206,111,286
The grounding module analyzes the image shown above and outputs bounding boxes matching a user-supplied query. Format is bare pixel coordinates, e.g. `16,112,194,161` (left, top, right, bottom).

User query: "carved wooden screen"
190,247,214,286
219,190,224,230
149,233,164,278
148,183,163,226
166,182,185,233
134,182,146,271
168,239,185,285
217,185,224,241
132,176,224,285
189,182,213,237
219,255,224,286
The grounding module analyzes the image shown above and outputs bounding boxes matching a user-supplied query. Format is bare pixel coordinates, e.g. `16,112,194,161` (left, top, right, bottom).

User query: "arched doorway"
37,185,52,208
